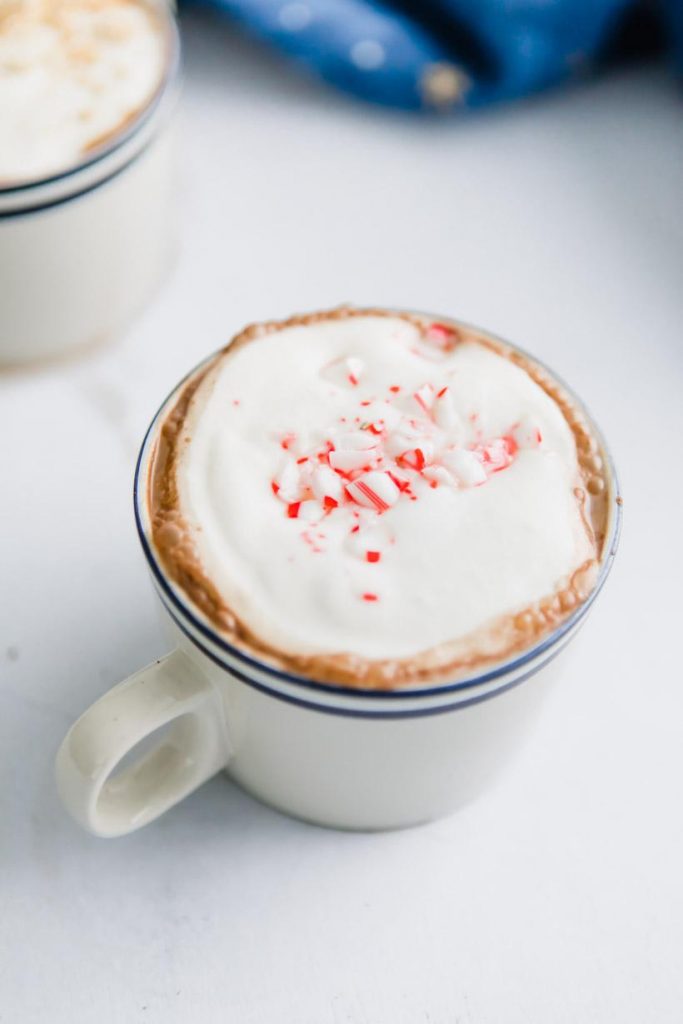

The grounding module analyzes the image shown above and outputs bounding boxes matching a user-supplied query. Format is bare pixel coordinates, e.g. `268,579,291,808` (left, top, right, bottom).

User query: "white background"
2,10,682,1022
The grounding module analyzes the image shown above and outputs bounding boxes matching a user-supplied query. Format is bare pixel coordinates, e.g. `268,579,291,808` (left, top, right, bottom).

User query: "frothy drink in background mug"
57,308,621,836
0,0,179,365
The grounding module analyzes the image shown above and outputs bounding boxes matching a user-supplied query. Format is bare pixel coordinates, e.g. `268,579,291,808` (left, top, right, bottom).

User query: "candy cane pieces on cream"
272,354,543,532
311,465,343,508
442,449,487,486
272,459,303,503
512,416,544,449
346,472,400,512
322,355,366,388
161,312,604,663
425,322,459,349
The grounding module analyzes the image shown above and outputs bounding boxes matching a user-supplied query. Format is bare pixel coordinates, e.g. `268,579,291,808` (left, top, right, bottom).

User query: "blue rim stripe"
0,148,144,220
0,96,152,200
164,597,565,719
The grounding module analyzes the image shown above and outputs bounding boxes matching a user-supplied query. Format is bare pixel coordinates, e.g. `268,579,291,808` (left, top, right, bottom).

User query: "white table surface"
2,11,682,1023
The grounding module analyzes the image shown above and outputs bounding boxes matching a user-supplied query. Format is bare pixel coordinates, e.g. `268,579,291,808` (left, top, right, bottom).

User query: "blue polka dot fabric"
190,0,681,111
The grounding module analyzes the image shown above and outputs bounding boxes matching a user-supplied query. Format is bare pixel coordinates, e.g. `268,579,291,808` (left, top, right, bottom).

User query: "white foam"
172,316,596,661
0,0,167,184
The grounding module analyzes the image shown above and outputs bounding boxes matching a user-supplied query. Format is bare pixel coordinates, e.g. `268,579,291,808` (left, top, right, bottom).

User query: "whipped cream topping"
150,311,608,687
0,0,167,185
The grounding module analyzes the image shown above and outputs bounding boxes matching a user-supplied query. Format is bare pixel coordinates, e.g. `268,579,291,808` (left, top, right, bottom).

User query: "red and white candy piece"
329,449,378,473
360,400,402,432
425,322,457,349
321,354,366,388
345,356,364,387
386,467,412,494
311,464,343,506
385,424,428,458
328,430,380,473
278,430,296,450
273,459,303,502
298,500,325,523
346,523,390,561
412,383,435,418
432,386,457,430
422,465,454,487
346,471,400,512
442,448,487,487
335,430,378,451
398,440,435,471
512,416,543,449
479,436,516,472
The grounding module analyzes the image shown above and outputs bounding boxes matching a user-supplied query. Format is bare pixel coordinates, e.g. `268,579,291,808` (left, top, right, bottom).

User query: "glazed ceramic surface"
56,326,621,837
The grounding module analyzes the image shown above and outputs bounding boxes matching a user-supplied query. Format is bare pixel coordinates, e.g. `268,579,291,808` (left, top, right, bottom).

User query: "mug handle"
55,650,232,837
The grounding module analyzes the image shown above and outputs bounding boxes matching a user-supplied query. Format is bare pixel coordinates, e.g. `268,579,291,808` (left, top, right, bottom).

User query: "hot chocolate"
148,308,611,689
0,0,168,185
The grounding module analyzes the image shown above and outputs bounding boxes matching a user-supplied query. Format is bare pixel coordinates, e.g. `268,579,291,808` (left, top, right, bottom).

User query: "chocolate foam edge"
147,306,615,690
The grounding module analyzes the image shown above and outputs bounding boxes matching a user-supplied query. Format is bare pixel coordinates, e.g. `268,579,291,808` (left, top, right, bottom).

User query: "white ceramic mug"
0,5,180,366
56,339,622,837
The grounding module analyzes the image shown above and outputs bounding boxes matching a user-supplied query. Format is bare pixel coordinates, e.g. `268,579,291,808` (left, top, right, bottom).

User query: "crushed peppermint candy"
425,322,458,349
413,383,435,418
322,355,366,389
432,386,459,431
442,448,487,486
346,357,364,386
329,447,378,473
268,349,544,589
347,471,400,512
512,416,543,449
312,465,343,505
274,460,303,503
